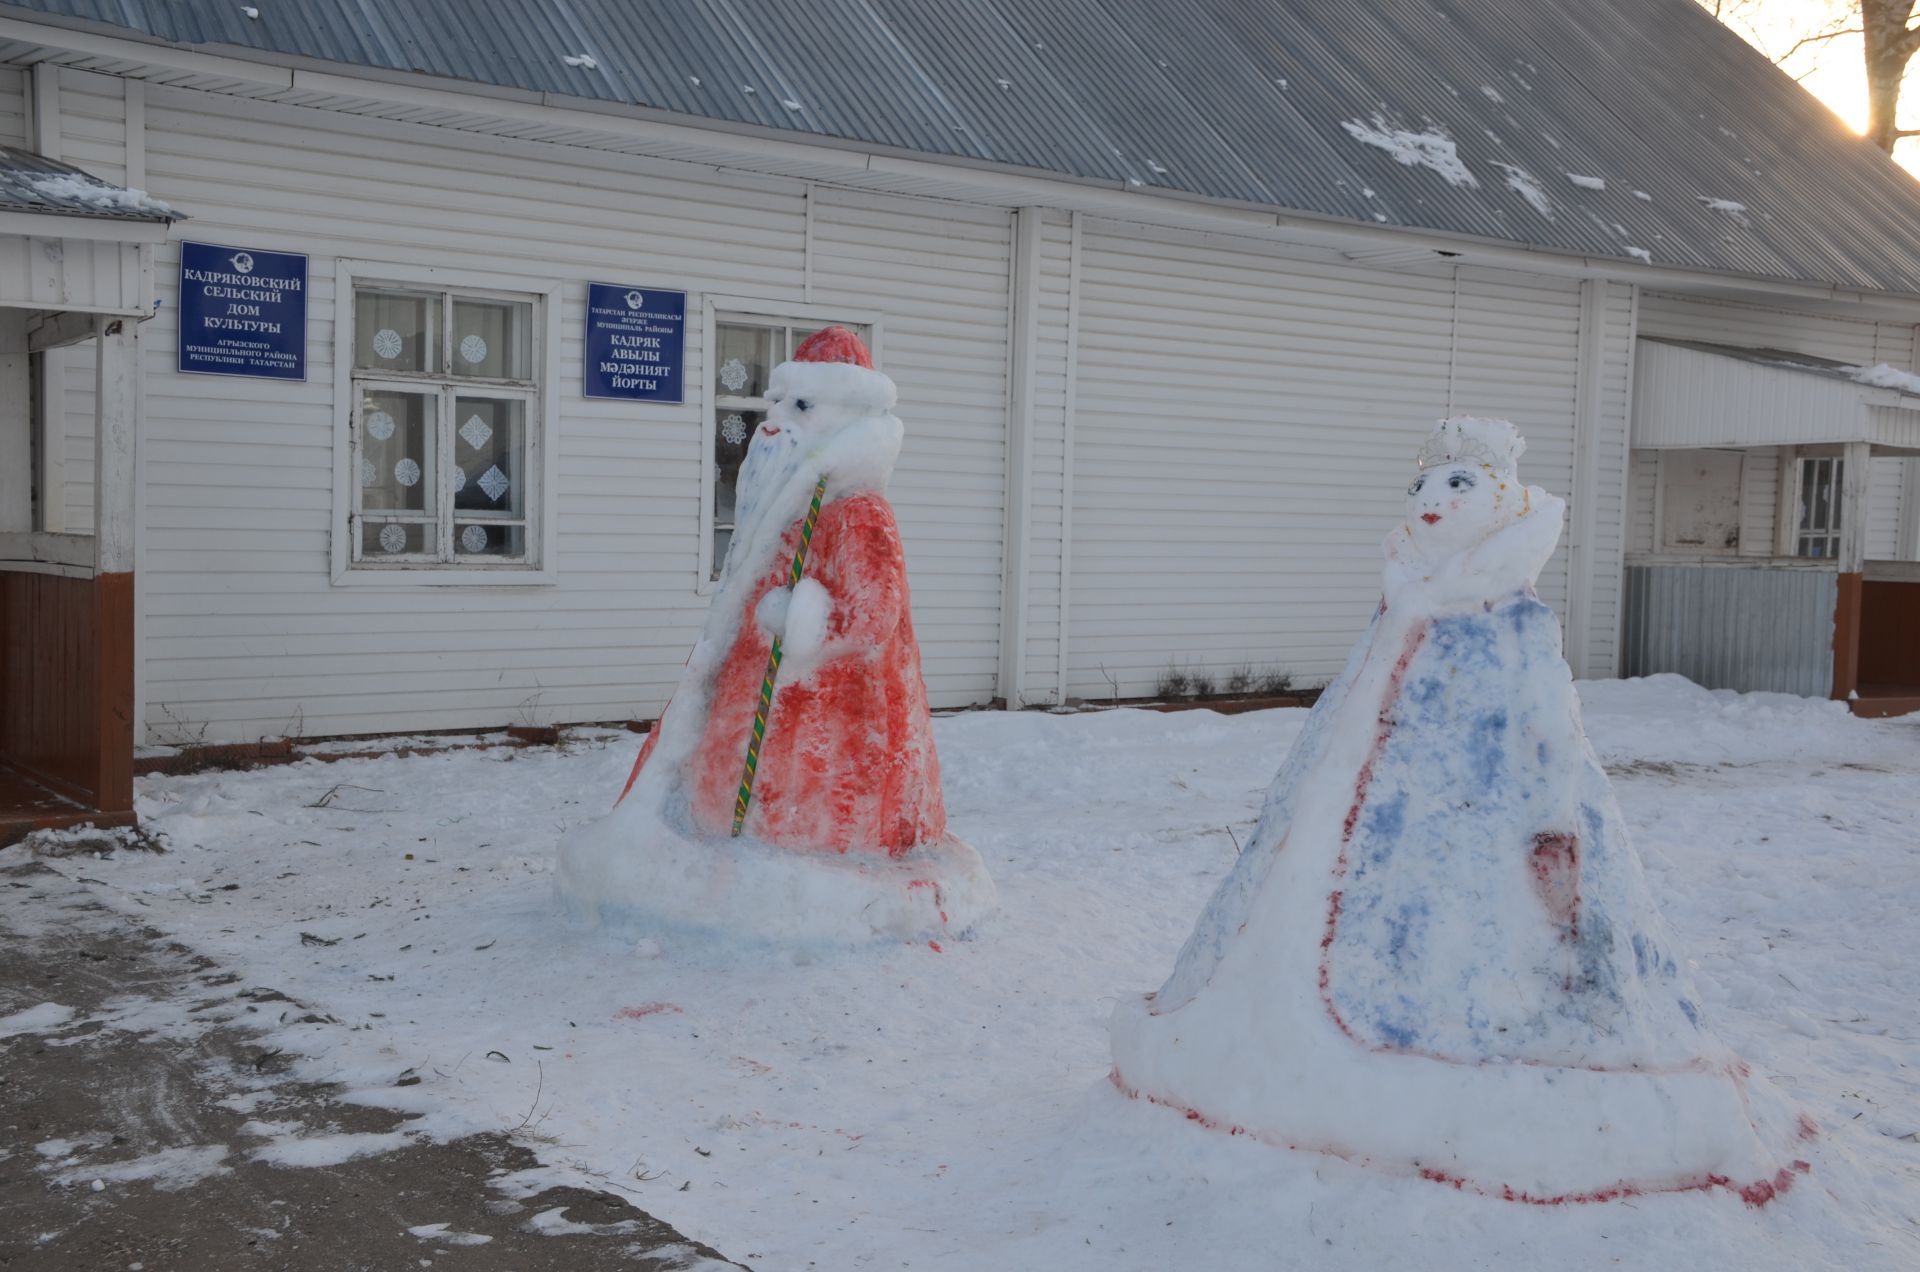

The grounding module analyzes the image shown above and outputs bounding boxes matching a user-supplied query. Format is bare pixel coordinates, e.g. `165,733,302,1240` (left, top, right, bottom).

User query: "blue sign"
177,240,307,380
584,283,685,402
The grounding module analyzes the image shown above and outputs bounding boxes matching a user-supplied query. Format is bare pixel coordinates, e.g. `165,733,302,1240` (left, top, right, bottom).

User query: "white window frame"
696,295,881,594
331,260,561,587
1790,450,1845,560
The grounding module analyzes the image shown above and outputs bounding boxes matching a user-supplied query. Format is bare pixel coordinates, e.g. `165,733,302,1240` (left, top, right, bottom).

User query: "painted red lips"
1421,513,1442,524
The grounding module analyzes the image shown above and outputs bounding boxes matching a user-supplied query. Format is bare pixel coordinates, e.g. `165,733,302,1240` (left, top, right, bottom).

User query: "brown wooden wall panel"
0,569,133,812
1859,579,1920,689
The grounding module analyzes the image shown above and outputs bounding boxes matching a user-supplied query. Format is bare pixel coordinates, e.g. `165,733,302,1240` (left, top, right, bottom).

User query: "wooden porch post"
91,315,137,812
1831,441,1871,701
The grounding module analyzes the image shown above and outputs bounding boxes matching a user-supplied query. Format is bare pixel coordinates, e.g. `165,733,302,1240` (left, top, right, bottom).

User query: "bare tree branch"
1777,26,1862,61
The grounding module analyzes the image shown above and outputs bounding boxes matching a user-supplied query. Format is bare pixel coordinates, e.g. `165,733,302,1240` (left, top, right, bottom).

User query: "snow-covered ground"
10,675,1920,1270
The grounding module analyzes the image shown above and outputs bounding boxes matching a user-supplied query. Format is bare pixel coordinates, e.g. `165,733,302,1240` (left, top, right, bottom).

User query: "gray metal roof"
11,0,1920,293
0,141,176,219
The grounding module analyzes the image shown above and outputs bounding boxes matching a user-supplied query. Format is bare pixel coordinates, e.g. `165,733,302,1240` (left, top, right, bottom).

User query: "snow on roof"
1492,163,1552,219
12,0,1920,292
0,145,179,221
1847,362,1920,395
1339,116,1477,189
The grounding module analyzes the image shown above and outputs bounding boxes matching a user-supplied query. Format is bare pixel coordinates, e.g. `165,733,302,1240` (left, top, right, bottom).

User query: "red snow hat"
792,325,874,369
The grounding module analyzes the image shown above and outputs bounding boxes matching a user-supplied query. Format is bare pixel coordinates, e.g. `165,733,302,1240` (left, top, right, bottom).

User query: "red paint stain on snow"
615,1002,682,1020
732,1055,772,1075
1796,1114,1820,1141
1528,831,1581,943
1109,1070,1808,1208
927,940,943,953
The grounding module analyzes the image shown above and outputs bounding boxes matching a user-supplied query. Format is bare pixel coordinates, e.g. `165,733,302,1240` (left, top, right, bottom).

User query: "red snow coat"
624,491,948,856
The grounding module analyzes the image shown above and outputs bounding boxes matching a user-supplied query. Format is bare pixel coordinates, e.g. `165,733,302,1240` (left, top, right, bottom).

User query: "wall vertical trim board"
29,64,63,533
1567,279,1606,675
1057,211,1082,704
997,206,1041,705
802,184,814,304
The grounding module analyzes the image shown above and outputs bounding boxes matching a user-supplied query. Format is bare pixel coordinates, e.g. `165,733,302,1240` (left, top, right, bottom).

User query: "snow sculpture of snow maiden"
1110,417,1811,1205
556,328,995,945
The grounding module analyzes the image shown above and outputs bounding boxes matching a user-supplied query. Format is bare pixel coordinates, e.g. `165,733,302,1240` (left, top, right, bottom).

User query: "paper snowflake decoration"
720,413,749,446
460,524,489,554
718,358,750,392
459,415,492,450
378,523,407,554
393,457,421,488
371,328,403,360
478,465,510,502
366,410,395,441
453,467,466,493
359,458,375,487
459,334,488,365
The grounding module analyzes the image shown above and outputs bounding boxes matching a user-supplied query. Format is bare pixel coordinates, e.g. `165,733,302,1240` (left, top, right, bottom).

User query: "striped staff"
732,473,830,837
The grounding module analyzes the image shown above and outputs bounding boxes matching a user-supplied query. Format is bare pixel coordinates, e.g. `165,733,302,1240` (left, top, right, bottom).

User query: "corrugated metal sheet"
12,0,1920,295
1622,562,1835,697
0,139,169,217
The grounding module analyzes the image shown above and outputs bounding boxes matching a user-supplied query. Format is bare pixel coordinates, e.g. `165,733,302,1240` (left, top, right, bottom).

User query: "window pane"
452,297,534,380
358,389,437,515
453,396,526,519
715,323,774,399
356,290,439,373
455,522,526,558
362,519,431,558
711,407,761,581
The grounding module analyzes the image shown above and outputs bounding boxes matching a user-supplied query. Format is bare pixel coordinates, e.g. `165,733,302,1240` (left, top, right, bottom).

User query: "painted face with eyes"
1406,462,1509,557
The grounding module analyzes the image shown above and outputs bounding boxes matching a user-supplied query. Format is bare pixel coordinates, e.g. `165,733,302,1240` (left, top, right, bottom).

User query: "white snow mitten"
779,577,832,666
755,585,793,638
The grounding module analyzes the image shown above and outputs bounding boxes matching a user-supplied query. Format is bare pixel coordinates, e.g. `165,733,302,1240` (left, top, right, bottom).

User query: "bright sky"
1717,6,1920,172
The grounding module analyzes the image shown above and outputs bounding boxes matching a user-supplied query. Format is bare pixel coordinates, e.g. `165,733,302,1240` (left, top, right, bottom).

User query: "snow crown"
1417,416,1525,475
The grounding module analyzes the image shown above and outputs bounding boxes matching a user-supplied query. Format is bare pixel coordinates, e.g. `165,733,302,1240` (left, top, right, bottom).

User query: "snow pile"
0,1002,76,1038
1848,362,1920,395
1340,116,1478,188
1624,246,1653,264
27,173,177,218
1566,172,1607,190
1111,419,1807,1204
1492,162,1552,218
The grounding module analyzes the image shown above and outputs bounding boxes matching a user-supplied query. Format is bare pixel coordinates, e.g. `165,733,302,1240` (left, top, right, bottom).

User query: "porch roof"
0,144,176,222
1632,337,1920,454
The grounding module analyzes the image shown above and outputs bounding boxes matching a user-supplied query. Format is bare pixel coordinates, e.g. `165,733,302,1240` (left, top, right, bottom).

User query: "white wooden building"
1,2,1917,772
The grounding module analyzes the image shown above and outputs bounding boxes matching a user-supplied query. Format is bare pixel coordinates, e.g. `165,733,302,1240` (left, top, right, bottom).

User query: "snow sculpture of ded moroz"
556,327,995,944
1110,417,1811,1205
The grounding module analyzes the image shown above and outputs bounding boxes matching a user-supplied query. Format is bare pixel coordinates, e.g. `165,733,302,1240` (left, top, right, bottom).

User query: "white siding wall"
1627,449,1658,555
0,67,25,148
808,186,1011,704
119,84,1008,742
1638,291,1910,365
55,68,133,533
1867,456,1909,559
1062,223,1602,697
1740,447,1782,557
1449,267,1583,619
